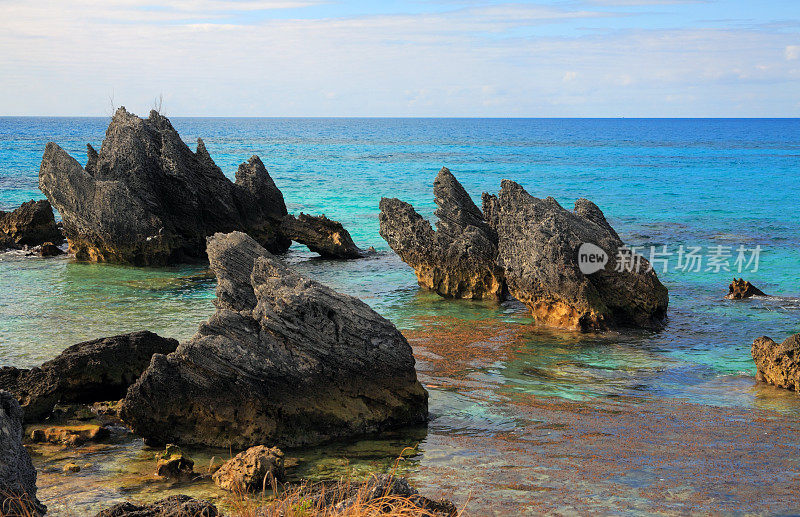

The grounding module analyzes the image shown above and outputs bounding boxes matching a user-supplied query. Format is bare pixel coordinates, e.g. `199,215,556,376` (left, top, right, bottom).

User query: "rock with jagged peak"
379,167,504,300
725,278,767,299
120,231,427,448
39,107,290,265
495,180,668,331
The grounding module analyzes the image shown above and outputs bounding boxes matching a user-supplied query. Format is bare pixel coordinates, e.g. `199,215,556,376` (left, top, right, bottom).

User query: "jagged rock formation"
0,199,62,250
496,180,668,331
0,331,178,422
726,278,767,299
212,445,285,492
39,107,290,265
379,167,504,299
280,213,363,258
95,495,217,517
752,334,800,391
120,231,427,448
0,391,46,516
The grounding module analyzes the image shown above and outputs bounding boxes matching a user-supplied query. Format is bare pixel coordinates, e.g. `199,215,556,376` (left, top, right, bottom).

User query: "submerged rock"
95,495,217,517
212,445,285,492
39,107,290,265
0,391,46,516
280,213,363,258
752,334,800,391
0,199,62,250
495,181,668,331
726,278,767,299
379,167,504,299
1,331,178,422
38,241,64,257
121,231,427,448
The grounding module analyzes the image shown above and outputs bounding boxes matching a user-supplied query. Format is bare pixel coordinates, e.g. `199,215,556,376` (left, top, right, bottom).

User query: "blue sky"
1,0,799,116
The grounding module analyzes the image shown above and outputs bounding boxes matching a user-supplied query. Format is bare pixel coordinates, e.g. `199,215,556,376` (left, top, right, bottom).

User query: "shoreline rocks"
0,200,63,251
726,278,767,299
495,180,668,331
752,334,800,391
121,231,427,448
0,391,46,516
29,424,110,446
379,167,504,300
280,213,364,258
39,107,290,265
155,444,196,480
0,331,178,422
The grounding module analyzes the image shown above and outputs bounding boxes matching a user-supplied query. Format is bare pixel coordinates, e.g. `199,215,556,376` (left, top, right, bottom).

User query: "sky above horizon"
1,0,799,117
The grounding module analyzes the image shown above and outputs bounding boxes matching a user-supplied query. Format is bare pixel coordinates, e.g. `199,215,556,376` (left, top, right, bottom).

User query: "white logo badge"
577,242,608,275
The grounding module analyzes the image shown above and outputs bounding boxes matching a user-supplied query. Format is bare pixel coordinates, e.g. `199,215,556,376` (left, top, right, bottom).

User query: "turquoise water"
1,117,799,403
4,117,800,514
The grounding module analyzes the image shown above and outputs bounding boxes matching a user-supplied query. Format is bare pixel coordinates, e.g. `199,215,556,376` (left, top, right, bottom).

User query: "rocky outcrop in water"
120,231,427,448
95,495,217,517
155,444,195,480
379,167,504,299
30,424,110,446
495,180,668,331
0,200,62,250
0,391,46,516
752,334,800,391
0,331,178,422
39,107,290,265
212,445,285,492
280,213,363,258
726,278,767,299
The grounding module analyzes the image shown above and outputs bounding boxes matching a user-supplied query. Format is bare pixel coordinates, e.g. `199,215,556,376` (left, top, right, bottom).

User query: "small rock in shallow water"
0,199,62,250
62,462,81,473
752,334,800,391
38,241,64,256
94,495,217,517
155,444,195,480
212,445,284,492
726,278,767,299
280,212,363,258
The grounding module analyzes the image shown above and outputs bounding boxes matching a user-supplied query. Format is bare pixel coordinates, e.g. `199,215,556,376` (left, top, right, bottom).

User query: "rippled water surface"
2,117,800,514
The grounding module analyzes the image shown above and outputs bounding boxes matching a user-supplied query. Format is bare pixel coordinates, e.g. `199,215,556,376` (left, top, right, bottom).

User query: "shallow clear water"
2,117,800,513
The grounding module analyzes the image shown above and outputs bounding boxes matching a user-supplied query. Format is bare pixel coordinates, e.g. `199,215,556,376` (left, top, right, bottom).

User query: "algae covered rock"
121,231,427,448
0,391,46,516
752,334,800,391
212,445,285,492
29,424,110,446
1,330,178,422
0,199,62,250
379,167,504,299
495,180,668,331
155,444,195,480
39,107,290,265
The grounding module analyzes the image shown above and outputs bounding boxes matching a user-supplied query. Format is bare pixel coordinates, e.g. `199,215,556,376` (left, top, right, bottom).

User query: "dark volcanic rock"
95,495,217,517
39,107,290,265
0,391,46,516
38,241,64,256
726,278,767,299
280,213,363,258
121,231,427,448
1,331,178,422
495,180,668,331
752,334,800,391
379,167,504,300
0,199,62,250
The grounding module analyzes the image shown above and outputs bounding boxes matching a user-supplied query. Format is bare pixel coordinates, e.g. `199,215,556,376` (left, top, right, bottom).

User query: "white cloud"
786,45,800,61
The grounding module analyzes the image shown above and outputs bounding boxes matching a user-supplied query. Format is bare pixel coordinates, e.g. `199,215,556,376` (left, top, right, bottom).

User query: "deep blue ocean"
2,117,800,513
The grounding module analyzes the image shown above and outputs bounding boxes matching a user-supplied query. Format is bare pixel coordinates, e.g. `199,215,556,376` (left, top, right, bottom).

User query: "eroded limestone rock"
0,391,46,516
121,231,427,448
726,278,767,299
0,200,62,250
752,334,800,391
95,495,217,517
39,108,290,265
280,213,363,258
212,445,285,492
